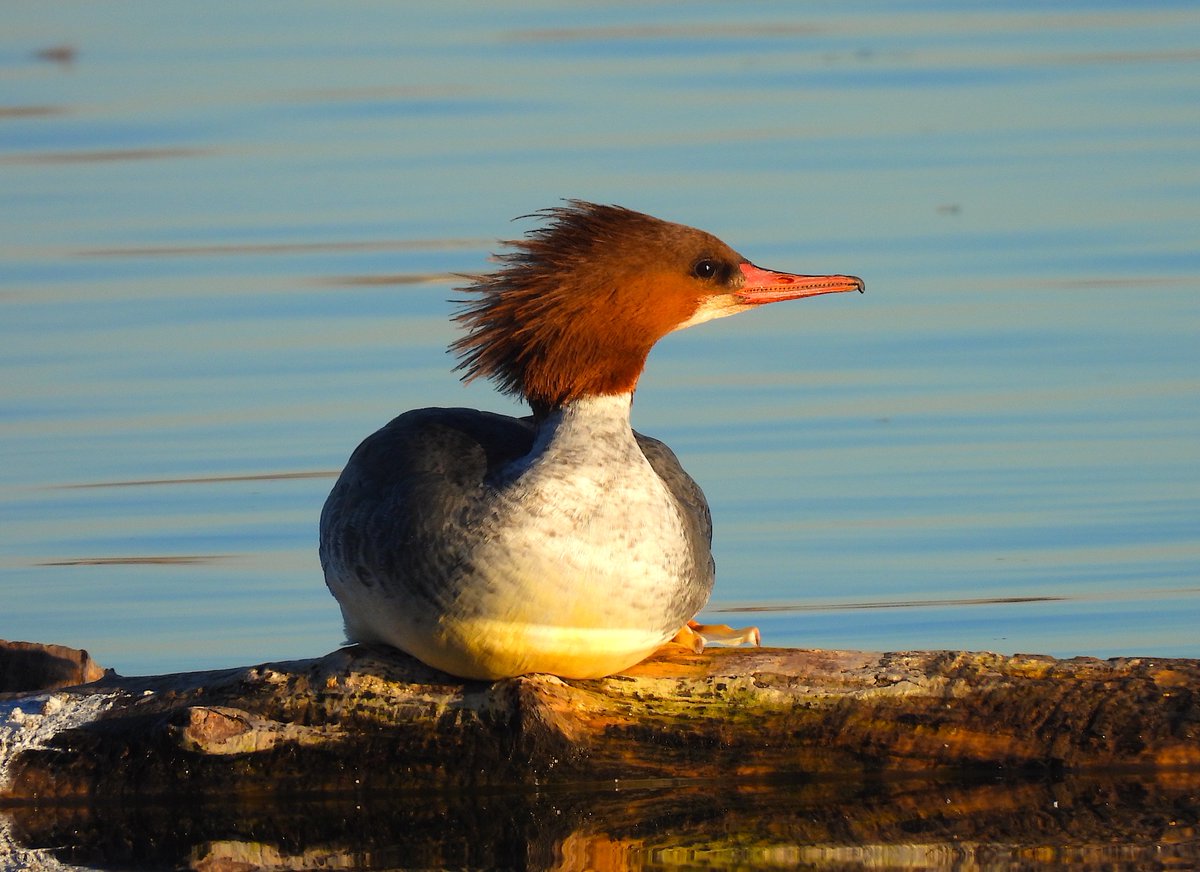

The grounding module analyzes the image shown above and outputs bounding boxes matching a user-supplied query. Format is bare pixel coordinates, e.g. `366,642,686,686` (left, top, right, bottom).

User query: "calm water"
2,1,1199,866
4,0,1197,675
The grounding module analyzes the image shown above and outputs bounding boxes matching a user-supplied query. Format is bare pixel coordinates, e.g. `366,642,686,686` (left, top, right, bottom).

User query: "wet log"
2,644,1198,803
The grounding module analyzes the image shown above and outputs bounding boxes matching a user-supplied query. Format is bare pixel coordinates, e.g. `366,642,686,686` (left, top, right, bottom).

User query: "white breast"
464,394,697,629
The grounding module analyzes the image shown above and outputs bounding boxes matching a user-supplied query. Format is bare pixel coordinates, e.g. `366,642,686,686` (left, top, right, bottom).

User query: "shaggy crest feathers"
451,200,738,413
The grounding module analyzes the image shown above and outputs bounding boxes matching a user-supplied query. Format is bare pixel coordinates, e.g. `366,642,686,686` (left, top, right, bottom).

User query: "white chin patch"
672,295,751,332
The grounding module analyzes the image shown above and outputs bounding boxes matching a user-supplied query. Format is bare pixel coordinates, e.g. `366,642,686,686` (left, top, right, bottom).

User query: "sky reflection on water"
1,2,1197,679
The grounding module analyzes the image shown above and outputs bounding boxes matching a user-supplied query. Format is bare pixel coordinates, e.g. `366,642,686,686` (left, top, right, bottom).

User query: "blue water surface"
1,1,1197,676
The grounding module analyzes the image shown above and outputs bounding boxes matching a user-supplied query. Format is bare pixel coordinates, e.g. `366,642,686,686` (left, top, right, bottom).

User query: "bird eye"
692,259,718,280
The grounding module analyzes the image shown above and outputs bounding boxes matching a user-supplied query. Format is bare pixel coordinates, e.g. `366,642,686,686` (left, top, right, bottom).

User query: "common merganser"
319,201,863,680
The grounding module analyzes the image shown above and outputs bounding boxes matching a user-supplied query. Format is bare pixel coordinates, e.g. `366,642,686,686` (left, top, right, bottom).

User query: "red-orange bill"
735,262,865,304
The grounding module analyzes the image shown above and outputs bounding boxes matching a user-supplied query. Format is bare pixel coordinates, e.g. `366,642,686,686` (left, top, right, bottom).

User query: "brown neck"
452,272,660,412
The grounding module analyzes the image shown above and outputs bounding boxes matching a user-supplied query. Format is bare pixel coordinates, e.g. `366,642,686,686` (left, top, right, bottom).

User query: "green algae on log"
2,644,1199,802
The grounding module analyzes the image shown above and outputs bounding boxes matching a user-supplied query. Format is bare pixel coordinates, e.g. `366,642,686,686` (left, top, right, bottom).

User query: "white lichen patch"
0,690,126,793
1,691,127,869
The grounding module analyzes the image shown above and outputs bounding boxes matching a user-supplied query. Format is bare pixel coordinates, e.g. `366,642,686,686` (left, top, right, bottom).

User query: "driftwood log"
2,641,1198,801
2,641,1199,868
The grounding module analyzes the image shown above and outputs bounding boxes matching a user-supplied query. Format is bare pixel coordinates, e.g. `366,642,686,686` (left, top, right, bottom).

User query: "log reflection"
7,772,1199,870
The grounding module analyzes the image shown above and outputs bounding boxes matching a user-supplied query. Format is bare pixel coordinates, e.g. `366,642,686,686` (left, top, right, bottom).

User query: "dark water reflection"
7,773,1200,870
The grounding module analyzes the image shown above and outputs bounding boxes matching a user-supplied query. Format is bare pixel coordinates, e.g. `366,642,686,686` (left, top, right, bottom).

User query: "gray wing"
319,407,535,606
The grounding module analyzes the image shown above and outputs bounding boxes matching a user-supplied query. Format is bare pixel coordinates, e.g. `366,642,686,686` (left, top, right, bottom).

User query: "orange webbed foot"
671,620,761,652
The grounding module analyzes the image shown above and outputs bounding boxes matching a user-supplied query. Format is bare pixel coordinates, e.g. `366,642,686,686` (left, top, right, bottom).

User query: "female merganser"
320,201,862,680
